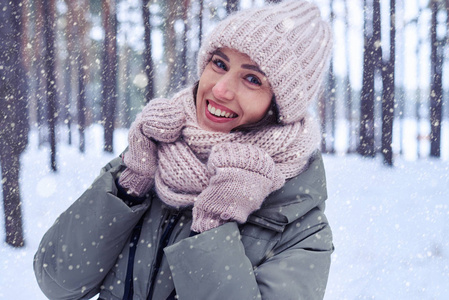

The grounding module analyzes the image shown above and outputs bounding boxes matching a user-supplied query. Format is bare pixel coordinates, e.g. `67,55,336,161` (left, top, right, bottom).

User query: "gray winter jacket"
34,152,333,300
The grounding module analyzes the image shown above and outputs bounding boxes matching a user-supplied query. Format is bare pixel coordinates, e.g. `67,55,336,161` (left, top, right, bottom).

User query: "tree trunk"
66,0,90,152
0,152,24,247
43,0,58,171
34,0,48,148
344,0,355,153
102,0,118,153
78,53,87,152
181,0,190,86
226,0,239,15
198,0,203,45
327,0,336,154
165,0,180,95
0,0,29,247
358,0,376,157
381,0,395,166
142,0,155,103
318,90,326,152
64,58,73,145
429,0,443,157
415,0,422,158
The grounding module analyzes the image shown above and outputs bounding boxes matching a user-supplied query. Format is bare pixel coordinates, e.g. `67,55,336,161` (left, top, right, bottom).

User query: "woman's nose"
212,74,236,101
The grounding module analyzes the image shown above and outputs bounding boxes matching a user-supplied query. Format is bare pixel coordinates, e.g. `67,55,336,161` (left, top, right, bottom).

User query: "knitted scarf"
151,86,321,208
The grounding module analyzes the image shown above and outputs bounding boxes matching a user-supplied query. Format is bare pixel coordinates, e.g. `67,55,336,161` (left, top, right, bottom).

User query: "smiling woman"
34,1,334,299
196,48,273,132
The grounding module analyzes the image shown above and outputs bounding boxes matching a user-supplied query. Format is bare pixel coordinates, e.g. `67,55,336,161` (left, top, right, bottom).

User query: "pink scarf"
152,87,321,208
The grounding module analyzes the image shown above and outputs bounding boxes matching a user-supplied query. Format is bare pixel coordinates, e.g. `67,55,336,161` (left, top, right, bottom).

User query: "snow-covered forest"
1,0,448,299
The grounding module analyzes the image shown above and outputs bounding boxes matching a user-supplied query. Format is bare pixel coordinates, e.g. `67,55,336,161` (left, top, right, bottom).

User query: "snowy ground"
0,124,448,299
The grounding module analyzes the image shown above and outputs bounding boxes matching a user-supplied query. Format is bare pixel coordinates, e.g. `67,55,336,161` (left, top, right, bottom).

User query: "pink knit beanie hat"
197,0,333,125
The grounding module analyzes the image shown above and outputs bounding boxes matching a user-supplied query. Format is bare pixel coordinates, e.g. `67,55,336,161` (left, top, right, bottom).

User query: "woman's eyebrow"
213,50,229,62
241,64,266,76
212,50,266,76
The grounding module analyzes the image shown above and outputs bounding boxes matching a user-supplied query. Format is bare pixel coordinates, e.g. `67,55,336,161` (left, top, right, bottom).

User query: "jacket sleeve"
164,209,333,300
33,157,151,300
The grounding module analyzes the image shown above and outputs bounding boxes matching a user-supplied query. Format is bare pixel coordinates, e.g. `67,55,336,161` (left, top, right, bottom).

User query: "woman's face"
196,48,273,133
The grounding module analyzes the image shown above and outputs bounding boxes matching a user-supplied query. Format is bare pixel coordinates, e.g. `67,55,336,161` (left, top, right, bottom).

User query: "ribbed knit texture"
119,87,321,232
197,0,333,124
191,142,285,232
118,98,185,195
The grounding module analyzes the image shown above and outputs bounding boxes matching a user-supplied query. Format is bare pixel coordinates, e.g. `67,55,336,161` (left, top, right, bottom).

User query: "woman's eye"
246,75,262,86
212,59,227,71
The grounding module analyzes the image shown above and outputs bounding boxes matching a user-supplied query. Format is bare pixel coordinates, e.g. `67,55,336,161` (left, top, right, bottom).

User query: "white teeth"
207,102,235,118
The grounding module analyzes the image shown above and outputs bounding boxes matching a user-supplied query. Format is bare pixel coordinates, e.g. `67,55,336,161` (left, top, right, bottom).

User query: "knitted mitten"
140,97,186,143
191,142,285,233
118,98,186,196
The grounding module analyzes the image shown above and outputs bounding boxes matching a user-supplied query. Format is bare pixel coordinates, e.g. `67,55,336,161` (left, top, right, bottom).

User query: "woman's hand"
118,98,186,196
191,142,285,233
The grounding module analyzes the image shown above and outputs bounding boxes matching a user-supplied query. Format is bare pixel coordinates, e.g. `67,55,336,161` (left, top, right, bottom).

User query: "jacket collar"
247,151,327,232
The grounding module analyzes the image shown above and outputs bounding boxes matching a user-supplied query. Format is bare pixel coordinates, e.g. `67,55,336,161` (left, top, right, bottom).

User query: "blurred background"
0,0,448,298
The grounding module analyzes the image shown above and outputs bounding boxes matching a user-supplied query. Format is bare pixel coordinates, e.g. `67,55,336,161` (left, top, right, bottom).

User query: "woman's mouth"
206,100,238,119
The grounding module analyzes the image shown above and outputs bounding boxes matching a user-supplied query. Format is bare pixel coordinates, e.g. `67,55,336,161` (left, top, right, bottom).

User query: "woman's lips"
205,100,238,123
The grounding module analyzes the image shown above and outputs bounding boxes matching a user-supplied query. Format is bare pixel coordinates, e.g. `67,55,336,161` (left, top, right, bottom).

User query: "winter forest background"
1,0,448,299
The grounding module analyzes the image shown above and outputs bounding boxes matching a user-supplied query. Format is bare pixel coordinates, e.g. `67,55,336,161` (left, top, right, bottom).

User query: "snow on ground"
0,124,448,299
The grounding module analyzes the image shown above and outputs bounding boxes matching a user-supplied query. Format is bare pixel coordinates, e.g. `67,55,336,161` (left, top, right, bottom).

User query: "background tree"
198,0,204,45
66,0,90,152
181,0,190,86
164,0,184,95
429,0,444,157
43,0,58,170
226,0,239,14
358,0,380,157
344,0,356,153
0,0,29,247
102,0,118,153
142,0,155,103
414,0,423,158
32,0,48,148
325,0,336,154
381,0,396,166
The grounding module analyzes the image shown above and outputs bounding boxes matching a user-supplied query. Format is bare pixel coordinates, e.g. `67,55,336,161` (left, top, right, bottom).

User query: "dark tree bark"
318,91,326,152
43,0,58,171
226,0,239,15
358,0,377,157
66,0,90,152
181,0,190,86
142,0,155,103
198,0,204,45
429,0,443,157
0,0,29,247
121,44,132,128
165,0,180,94
63,1,75,146
381,0,396,166
64,58,73,145
102,0,118,153
34,0,48,147
77,52,87,152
